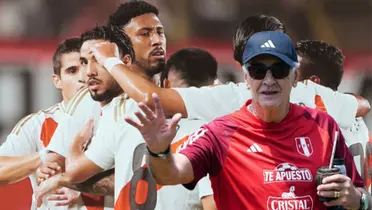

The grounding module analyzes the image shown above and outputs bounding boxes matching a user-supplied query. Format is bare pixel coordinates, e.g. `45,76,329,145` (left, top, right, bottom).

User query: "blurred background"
0,0,371,142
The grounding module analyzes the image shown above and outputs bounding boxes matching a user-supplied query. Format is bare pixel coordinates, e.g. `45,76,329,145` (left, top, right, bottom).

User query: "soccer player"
36,0,167,196
125,31,369,210
0,38,107,209
90,14,368,130
36,39,218,210
37,25,135,210
295,40,371,188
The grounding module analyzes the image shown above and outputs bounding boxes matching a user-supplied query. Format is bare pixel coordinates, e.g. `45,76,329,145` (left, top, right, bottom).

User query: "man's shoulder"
295,103,337,127
9,104,61,136
202,112,241,138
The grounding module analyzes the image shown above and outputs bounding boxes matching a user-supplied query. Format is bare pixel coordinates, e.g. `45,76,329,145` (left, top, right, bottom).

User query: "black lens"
247,64,268,80
270,63,291,79
246,62,291,80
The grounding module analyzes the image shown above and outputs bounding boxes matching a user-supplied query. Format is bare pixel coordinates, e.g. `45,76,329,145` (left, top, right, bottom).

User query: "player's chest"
224,126,334,179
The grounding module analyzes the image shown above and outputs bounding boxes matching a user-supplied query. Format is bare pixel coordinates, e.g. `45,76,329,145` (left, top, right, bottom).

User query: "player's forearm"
0,153,41,185
148,153,194,185
65,157,98,184
65,169,114,196
111,64,188,117
201,195,217,210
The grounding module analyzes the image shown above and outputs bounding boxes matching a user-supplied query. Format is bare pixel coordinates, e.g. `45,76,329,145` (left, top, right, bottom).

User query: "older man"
125,31,369,210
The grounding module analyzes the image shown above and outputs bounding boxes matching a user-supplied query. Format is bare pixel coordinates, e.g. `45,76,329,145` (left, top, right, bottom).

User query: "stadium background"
0,0,370,209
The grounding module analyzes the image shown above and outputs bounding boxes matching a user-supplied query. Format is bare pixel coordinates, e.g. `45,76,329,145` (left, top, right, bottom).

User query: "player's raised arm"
90,42,188,117
124,93,193,185
125,93,224,188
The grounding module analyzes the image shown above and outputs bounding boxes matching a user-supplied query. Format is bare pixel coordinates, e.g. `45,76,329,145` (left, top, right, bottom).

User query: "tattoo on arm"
66,169,115,196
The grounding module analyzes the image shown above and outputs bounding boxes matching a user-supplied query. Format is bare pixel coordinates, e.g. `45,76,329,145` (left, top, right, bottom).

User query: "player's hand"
35,174,64,207
47,187,80,207
90,41,120,66
36,161,62,185
125,93,182,153
317,174,362,209
73,118,94,152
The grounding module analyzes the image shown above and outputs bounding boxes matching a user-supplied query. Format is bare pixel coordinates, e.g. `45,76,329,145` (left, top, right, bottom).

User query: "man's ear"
293,69,299,87
52,74,62,90
243,70,251,90
162,78,170,88
123,54,132,66
309,75,321,84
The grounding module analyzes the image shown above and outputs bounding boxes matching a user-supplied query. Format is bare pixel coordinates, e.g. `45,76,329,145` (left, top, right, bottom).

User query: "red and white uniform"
83,96,213,210
178,100,364,210
0,102,104,210
46,88,113,210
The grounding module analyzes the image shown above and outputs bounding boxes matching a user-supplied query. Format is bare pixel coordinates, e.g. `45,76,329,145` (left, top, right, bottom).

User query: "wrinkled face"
244,55,297,109
54,52,86,101
80,39,122,103
123,13,166,76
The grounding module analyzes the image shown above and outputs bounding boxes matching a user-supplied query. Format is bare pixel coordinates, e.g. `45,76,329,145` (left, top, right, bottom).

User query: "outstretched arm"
124,93,194,185
0,154,42,185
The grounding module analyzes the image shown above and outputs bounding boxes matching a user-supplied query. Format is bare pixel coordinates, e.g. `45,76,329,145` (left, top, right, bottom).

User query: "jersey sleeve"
178,118,233,190
47,115,81,157
173,83,250,121
0,114,40,156
332,121,365,188
196,175,213,200
312,81,358,129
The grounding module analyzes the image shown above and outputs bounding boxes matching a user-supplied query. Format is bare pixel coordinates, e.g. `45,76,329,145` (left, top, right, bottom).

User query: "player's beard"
135,59,165,78
89,81,123,103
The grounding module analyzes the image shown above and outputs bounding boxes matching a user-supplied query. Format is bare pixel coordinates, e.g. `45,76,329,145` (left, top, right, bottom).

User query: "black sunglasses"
245,62,293,80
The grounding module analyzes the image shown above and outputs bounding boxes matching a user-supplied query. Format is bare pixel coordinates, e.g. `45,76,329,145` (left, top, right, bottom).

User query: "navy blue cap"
242,31,298,67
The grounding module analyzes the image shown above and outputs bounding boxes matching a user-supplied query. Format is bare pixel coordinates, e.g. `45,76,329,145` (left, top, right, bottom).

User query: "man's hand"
125,93,182,153
90,41,119,66
35,173,65,207
36,161,62,185
317,174,362,209
73,119,94,152
47,187,80,207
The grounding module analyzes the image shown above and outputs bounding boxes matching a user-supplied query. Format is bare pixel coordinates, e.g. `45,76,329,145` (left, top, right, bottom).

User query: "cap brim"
243,52,296,67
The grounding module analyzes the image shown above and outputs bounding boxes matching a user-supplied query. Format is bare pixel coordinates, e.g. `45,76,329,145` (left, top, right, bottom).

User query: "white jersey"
47,88,114,210
84,98,213,210
0,102,70,210
174,80,358,129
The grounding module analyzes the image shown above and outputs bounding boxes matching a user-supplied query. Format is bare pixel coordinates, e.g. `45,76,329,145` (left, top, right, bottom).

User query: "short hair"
80,25,135,61
160,48,218,88
233,15,285,65
52,37,81,75
295,40,344,90
108,1,159,29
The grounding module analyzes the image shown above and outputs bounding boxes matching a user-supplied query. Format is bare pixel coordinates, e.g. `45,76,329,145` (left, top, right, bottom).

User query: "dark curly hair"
80,25,135,61
295,40,344,90
108,1,159,29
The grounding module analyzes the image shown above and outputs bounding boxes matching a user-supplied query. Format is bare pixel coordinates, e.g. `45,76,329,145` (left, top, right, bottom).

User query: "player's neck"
250,102,290,123
131,64,153,80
